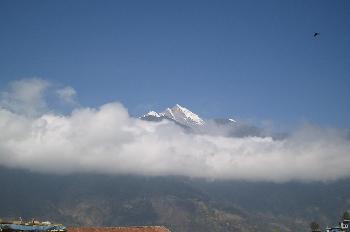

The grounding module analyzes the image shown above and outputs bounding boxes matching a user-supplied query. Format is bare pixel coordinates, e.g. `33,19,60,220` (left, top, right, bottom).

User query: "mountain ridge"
140,104,236,129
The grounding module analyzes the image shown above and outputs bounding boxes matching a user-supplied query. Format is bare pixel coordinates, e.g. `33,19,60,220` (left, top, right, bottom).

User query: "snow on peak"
160,104,205,125
144,111,160,117
228,118,237,123
141,104,238,128
162,108,175,119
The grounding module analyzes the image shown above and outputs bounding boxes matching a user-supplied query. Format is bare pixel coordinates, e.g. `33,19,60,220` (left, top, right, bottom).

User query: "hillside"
1,167,349,232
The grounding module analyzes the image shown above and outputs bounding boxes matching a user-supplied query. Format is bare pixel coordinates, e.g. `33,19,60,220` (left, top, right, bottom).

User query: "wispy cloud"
0,78,50,116
56,86,77,104
0,79,350,182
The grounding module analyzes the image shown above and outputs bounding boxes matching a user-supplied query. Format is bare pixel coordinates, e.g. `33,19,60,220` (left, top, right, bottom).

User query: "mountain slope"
0,167,349,232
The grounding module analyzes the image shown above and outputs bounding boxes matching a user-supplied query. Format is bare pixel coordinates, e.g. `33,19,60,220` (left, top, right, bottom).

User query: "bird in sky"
314,32,320,37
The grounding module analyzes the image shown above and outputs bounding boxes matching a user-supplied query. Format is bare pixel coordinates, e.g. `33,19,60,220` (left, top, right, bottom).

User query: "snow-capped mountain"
161,104,205,126
141,104,266,138
141,104,205,127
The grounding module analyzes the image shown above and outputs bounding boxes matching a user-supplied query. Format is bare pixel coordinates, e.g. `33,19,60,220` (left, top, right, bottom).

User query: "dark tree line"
343,211,350,220
310,222,320,232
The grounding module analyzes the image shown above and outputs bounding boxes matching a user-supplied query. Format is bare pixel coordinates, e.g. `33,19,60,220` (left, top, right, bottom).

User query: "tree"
342,211,350,220
310,222,320,231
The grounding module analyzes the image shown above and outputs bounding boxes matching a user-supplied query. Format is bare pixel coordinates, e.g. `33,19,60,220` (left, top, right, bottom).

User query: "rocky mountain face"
0,166,349,232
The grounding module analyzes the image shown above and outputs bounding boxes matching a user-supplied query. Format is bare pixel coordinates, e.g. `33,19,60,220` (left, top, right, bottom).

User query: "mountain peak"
140,104,205,127
140,104,239,129
172,104,189,113
174,103,183,109
161,104,205,126
143,111,160,117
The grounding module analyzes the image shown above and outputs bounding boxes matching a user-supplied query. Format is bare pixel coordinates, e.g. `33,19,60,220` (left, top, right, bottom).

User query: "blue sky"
0,0,349,128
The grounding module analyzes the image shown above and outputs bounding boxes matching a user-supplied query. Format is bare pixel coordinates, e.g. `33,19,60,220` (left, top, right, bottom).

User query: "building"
325,219,350,232
68,227,171,232
340,220,350,231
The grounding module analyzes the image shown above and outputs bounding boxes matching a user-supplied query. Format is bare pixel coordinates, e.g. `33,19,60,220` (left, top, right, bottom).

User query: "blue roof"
328,227,342,232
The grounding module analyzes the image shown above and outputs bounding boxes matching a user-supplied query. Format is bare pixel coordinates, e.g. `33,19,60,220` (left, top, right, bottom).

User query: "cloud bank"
0,78,350,182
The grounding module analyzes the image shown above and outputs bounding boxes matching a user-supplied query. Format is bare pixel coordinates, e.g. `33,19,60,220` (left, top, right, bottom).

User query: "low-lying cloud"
1,79,350,182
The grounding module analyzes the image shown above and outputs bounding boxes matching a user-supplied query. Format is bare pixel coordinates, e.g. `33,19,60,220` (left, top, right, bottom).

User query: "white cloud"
56,86,77,104
0,86,350,182
0,78,49,116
